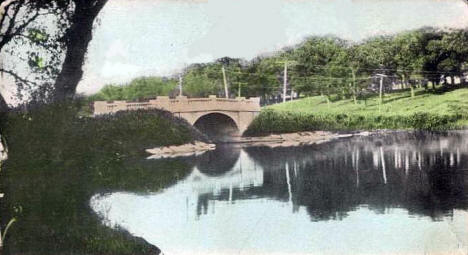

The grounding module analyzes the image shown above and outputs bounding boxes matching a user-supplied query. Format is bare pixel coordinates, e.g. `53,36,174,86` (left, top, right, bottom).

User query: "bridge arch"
93,96,261,140
191,112,240,142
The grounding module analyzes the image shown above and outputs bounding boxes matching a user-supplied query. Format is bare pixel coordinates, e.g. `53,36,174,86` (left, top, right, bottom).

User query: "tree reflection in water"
194,131,468,221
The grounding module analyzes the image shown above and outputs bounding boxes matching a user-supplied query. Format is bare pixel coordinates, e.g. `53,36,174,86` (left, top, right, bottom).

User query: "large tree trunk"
53,0,108,101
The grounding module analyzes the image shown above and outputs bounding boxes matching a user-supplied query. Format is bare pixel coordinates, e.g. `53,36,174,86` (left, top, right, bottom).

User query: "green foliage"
27,28,49,43
245,88,468,136
245,110,463,136
182,63,223,97
182,58,254,98
90,76,177,101
27,52,45,70
290,37,348,97
0,102,205,254
239,56,281,97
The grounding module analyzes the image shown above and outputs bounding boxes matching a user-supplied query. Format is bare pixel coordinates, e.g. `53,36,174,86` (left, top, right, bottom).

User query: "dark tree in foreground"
53,0,108,101
0,0,108,111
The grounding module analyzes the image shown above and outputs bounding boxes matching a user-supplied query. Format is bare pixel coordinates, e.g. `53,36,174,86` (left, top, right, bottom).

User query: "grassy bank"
0,102,205,255
245,88,468,136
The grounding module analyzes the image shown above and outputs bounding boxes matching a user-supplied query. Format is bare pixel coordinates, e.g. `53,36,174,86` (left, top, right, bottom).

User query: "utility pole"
274,60,297,103
283,61,288,103
376,74,387,111
351,67,357,104
237,82,247,97
379,76,383,103
222,65,229,98
178,74,183,96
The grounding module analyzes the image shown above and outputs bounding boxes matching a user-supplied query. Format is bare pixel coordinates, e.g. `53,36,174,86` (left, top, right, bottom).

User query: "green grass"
245,88,468,136
270,88,468,116
0,102,206,255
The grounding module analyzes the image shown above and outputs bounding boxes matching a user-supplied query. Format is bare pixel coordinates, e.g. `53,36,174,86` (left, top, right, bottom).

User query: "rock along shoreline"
146,141,216,159
145,131,373,159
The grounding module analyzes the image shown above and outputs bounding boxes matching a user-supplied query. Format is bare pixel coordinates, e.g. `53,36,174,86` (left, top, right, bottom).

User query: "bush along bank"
0,102,206,255
244,109,466,136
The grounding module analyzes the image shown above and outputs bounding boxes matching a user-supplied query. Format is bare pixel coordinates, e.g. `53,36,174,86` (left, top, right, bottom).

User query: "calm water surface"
91,132,468,255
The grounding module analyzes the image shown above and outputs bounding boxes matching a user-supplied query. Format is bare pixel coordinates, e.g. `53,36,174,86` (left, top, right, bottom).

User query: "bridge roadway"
93,95,261,134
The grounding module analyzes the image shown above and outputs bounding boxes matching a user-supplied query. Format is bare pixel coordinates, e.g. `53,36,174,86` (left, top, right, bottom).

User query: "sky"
2,0,468,99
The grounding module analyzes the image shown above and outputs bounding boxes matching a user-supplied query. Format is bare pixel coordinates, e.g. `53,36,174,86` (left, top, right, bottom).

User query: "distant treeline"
91,27,468,101
88,77,177,101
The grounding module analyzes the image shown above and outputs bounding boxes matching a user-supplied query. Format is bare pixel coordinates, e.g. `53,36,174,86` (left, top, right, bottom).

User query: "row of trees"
93,27,468,103
177,28,468,102
90,77,177,101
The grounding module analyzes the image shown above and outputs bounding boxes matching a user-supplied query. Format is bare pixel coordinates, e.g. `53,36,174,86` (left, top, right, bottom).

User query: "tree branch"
2,0,21,35
0,6,40,50
0,0,21,51
0,68,37,87
0,0,17,34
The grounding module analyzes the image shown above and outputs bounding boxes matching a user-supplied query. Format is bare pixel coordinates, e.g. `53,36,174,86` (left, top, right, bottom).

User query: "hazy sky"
3,0,468,98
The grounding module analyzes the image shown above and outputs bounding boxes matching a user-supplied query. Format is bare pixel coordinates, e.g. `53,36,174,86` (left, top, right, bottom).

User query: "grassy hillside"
270,88,468,116
245,88,468,136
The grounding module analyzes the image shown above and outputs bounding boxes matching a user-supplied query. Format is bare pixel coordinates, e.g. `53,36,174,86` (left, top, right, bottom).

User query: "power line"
224,70,371,80
221,62,466,75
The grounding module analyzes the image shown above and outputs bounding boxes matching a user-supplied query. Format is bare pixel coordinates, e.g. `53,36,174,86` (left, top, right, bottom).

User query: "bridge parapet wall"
93,95,261,115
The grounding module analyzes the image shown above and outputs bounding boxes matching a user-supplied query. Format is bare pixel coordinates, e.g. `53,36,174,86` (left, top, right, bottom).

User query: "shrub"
244,110,464,136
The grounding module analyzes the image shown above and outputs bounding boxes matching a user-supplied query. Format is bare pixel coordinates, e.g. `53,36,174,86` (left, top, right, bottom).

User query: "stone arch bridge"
93,95,261,135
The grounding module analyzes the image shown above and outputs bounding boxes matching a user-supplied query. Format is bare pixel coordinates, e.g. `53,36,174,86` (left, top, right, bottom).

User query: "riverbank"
0,103,206,255
245,88,468,136
145,131,349,159
234,131,357,148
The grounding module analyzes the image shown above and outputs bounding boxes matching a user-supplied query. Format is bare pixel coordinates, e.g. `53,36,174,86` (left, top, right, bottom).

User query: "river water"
91,131,468,255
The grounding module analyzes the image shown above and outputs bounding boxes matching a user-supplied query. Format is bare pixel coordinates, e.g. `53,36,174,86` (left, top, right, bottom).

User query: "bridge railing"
93,95,261,115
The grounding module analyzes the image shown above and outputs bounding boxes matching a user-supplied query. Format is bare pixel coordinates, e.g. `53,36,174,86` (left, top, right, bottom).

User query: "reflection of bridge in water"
93,96,261,137
186,131,468,220
187,150,264,214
